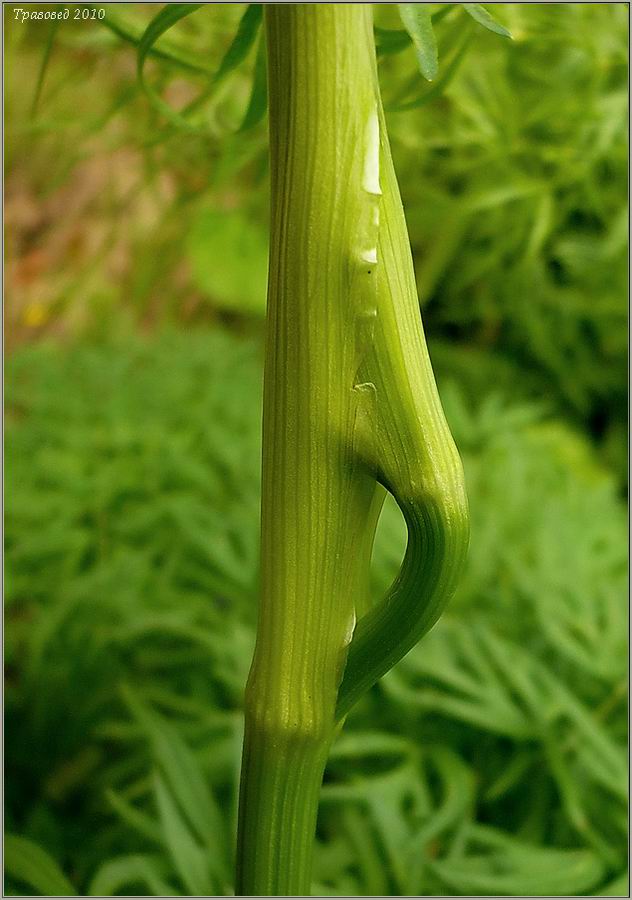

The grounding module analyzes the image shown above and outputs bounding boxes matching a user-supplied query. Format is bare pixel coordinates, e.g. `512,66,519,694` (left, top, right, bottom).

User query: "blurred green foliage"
386,4,628,456
5,331,627,895
4,2,628,897
186,207,268,315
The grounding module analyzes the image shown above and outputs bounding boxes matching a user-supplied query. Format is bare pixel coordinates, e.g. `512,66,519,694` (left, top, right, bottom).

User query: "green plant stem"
236,9,377,892
236,5,469,895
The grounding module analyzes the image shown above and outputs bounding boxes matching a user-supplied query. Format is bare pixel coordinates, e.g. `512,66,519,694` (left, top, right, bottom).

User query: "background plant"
4,3,628,896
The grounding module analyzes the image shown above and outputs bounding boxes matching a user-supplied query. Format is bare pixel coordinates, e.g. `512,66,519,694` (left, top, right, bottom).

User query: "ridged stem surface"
236,5,469,895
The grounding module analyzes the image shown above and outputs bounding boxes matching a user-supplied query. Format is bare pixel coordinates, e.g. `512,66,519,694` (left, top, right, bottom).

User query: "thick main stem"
235,6,380,896
236,3,469,894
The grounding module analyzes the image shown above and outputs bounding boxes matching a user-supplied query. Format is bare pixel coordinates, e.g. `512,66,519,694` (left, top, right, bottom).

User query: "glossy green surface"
236,6,469,894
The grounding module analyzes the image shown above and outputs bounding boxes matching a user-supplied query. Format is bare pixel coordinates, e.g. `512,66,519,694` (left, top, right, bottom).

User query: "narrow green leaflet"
329,731,412,762
433,4,456,26
213,4,263,84
88,855,176,896
96,6,211,74
389,30,471,111
4,834,77,896
105,787,164,843
136,4,262,133
121,684,227,859
239,34,267,131
30,18,60,117
463,3,512,39
429,826,604,896
375,6,454,58
374,27,412,57
398,4,438,81
153,772,214,896
137,3,204,131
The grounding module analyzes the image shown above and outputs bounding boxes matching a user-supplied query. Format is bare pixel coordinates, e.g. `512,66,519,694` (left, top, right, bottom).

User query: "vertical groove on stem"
236,6,380,896
235,4,469,894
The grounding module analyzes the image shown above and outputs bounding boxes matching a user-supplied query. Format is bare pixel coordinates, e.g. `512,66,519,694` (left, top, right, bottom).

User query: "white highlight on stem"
360,103,381,268
343,610,357,646
361,248,378,264
362,106,382,197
